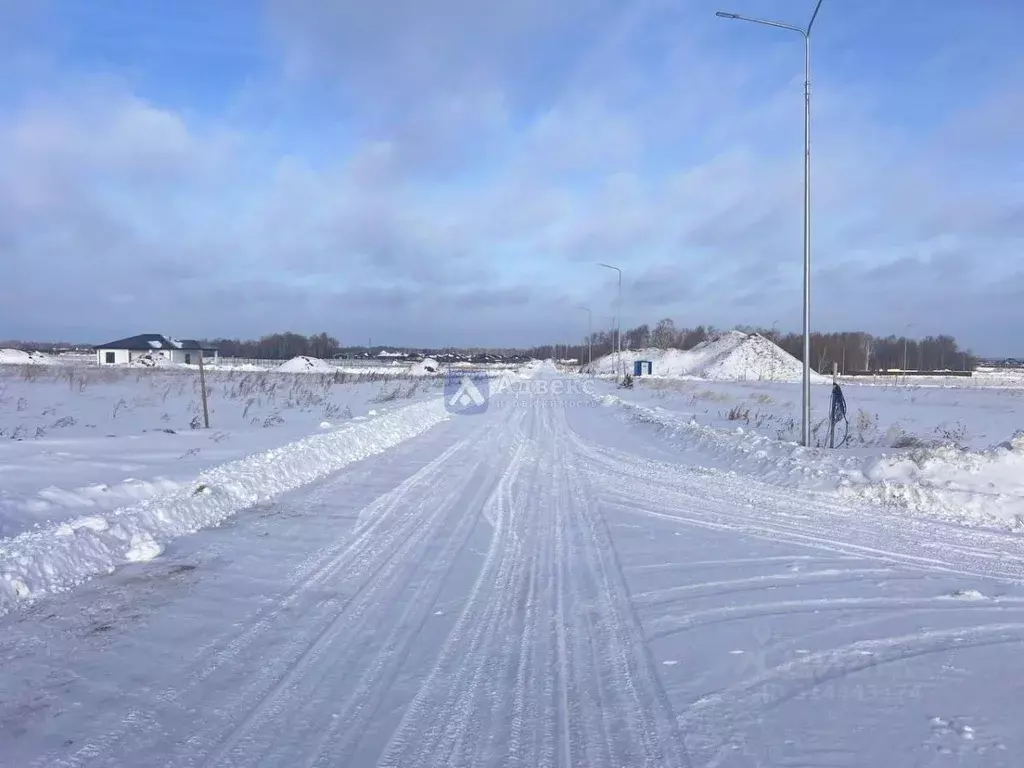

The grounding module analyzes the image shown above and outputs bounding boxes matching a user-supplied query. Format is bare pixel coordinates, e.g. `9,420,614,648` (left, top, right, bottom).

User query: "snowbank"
128,353,176,368
849,432,1024,528
0,398,449,612
0,349,56,366
408,357,440,376
601,393,1024,531
594,332,828,383
279,356,334,373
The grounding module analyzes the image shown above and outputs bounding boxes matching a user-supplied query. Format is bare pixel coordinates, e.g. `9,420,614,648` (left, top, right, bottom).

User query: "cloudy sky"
1,1,1021,353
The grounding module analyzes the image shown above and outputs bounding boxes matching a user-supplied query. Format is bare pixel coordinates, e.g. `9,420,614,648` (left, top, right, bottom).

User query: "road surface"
3,378,1024,766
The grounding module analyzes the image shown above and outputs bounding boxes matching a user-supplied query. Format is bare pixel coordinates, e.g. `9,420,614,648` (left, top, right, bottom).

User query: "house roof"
93,334,217,352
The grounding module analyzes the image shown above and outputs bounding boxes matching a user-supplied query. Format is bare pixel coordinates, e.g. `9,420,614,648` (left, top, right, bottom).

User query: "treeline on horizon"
5,323,980,372
200,333,531,360
528,319,978,373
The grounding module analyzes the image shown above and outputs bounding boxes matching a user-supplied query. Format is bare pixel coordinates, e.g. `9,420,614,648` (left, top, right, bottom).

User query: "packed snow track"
3,375,1024,767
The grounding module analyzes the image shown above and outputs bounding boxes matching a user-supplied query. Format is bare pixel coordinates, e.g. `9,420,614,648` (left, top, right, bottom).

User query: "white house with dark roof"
94,334,218,366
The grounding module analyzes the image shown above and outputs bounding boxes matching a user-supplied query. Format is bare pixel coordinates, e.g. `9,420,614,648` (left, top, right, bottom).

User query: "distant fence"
215,357,411,369
843,370,974,378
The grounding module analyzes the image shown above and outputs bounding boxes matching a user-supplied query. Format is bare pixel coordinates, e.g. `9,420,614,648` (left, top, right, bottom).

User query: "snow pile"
408,357,441,376
279,356,334,373
0,349,55,366
128,353,174,368
3,478,184,537
594,332,828,383
0,398,450,612
848,432,1024,528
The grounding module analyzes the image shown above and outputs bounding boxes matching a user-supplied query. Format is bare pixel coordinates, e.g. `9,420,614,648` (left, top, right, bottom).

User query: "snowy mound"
594,332,828,383
408,357,440,376
279,356,333,373
853,431,1024,527
128,353,175,368
0,348,55,366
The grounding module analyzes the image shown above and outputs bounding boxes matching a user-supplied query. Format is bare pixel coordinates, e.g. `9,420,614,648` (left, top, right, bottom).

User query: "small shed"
633,360,653,376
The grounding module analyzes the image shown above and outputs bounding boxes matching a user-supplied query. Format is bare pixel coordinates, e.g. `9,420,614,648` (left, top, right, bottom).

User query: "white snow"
0,348,56,366
278,355,334,372
0,396,449,610
2,373,1024,766
854,432,1024,527
592,375,1024,530
129,352,175,368
407,357,440,376
595,331,830,382
124,532,164,562
0,364,444,539
945,588,987,600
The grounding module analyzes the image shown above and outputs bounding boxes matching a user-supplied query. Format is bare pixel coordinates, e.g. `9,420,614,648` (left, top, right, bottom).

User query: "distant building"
93,334,218,366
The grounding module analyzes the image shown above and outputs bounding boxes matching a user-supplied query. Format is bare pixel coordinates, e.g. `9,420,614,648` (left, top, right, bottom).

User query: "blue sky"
1,0,1021,354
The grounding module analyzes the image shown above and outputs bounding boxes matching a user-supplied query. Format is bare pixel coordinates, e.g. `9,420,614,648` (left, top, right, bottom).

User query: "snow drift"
0,398,450,612
602,393,1024,530
849,431,1024,528
594,331,829,383
408,357,441,376
0,349,56,366
128,353,175,368
279,356,334,373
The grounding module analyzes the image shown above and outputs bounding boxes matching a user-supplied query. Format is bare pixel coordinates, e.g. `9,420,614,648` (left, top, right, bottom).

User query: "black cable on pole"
828,382,849,448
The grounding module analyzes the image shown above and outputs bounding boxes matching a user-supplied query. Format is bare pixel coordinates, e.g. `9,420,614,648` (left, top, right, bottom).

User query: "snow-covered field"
595,373,1024,530
0,363,444,540
3,368,1024,766
602,373,1024,451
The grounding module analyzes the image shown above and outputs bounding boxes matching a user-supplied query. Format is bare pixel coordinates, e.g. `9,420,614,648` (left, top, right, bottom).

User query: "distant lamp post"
597,263,623,378
716,0,825,447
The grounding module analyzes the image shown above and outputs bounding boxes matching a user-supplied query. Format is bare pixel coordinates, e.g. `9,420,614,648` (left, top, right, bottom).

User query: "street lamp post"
597,263,623,379
716,0,824,448
576,306,593,373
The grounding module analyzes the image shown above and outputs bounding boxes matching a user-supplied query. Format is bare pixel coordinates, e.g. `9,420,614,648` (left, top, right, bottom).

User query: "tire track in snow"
680,623,1024,767
632,567,902,609
184,409,526,768
559,415,691,768
648,595,1024,641
570,436,1024,584
563,409,1024,765
291,410,532,767
595,459,1024,583
378,412,540,767
378,398,691,767
34,421,503,768
623,554,866,574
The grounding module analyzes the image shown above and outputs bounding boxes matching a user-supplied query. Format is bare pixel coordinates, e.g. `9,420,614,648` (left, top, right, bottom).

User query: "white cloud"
2,2,1023,354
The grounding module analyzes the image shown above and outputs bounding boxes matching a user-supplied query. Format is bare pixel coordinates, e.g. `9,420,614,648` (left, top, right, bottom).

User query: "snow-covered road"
3,379,1024,766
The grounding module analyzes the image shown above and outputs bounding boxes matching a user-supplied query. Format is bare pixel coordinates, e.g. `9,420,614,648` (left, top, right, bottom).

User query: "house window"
105,352,115,364
185,353,191,365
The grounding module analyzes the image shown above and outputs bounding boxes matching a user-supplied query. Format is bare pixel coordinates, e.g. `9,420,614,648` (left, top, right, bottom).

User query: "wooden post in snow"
198,348,210,429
